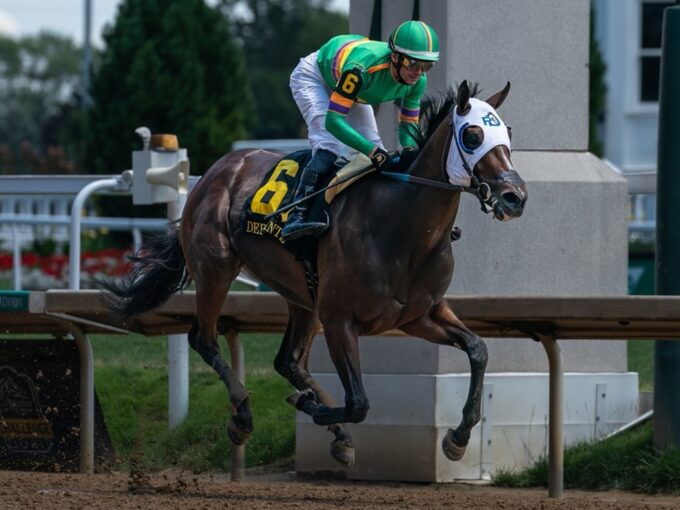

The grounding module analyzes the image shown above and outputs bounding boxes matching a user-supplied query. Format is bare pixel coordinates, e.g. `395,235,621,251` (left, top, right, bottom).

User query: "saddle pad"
243,150,330,244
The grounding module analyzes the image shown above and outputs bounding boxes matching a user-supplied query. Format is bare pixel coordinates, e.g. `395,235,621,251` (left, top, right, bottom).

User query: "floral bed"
0,247,133,289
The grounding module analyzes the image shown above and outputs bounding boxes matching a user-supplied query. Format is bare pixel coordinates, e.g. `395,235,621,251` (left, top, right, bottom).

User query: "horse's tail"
102,225,191,318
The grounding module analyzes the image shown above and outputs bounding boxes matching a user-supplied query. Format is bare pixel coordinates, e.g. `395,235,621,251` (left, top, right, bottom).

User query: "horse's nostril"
501,191,522,208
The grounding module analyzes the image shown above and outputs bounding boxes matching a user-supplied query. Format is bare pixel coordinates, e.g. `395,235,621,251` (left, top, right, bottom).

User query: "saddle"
242,150,375,303
243,150,374,246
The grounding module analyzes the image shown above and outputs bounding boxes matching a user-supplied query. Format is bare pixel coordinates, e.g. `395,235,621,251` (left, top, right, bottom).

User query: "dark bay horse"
104,80,527,466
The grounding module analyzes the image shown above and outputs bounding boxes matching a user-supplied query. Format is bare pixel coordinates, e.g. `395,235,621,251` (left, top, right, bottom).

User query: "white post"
132,227,143,253
67,173,131,473
11,225,21,290
168,333,189,428
227,329,246,481
72,324,95,474
69,178,119,290
167,191,189,428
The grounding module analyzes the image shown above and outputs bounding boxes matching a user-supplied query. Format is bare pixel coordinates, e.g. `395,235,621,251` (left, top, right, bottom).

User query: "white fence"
0,175,184,249
0,196,72,245
0,175,202,289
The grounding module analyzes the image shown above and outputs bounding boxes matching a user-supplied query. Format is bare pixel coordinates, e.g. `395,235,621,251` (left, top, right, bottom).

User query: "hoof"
286,388,316,410
330,439,355,466
442,429,466,461
227,418,251,446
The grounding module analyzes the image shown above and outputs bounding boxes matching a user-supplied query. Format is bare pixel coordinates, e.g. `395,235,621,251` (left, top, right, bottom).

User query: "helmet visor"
400,55,434,72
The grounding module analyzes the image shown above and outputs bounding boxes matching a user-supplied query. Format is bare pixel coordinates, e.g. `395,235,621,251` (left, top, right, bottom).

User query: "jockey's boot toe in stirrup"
281,210,327,242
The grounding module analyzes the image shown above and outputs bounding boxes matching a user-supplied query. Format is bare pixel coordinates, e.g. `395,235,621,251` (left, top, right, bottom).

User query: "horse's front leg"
400,300,488,461
274,304,355,466
289,318,369,427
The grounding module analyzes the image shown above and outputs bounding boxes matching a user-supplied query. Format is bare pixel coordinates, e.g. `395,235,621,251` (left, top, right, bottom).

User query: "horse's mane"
405,83,481,152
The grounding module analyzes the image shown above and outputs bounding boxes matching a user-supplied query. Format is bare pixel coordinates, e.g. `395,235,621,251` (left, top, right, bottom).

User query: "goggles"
400,55,434,72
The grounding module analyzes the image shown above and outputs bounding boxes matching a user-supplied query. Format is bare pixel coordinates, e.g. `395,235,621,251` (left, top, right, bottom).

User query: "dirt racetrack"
1,468,679,510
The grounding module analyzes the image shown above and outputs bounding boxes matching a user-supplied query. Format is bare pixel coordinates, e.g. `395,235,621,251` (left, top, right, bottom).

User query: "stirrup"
281,220,328,242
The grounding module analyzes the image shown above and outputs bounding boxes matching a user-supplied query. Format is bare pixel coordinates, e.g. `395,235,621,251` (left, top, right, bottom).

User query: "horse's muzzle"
493,170,527,221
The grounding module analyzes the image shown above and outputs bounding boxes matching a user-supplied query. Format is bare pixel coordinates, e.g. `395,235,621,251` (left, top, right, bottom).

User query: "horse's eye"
463,128,483,150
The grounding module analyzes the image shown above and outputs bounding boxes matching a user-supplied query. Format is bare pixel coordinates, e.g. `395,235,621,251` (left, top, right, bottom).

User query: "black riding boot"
281,149,336,242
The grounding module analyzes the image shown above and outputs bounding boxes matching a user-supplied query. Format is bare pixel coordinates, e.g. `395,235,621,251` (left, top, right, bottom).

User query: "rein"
379,121,494,214
379,170,466,191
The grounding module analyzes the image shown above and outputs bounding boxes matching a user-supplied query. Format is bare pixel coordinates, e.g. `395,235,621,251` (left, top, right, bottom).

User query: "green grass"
91,331,295,472
493,340,679,494
629,340,654,391
0,276,661,477
493,422,680,494
94,333,664,481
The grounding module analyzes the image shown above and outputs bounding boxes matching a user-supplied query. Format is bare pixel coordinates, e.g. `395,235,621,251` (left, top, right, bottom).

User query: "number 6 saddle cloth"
243,150,323,245
242,150,375,246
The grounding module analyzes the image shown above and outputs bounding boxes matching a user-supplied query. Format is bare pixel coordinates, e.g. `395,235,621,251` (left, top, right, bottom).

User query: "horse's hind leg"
399,301,488,461
274,304,355,466
188,279,253,445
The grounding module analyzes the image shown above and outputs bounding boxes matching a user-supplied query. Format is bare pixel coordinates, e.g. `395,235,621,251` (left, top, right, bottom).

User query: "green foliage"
85,0,252,178
0,32,84,173
629,340,654,391
29,238,59,257
90,330,295,471
589,7,607,157
629,238,656,256
79,228,122,253
494,422,680,494
218,0,348,139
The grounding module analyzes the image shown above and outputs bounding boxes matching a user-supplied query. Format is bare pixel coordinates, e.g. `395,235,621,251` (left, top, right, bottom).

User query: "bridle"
447,114,525,216
380,110,523,217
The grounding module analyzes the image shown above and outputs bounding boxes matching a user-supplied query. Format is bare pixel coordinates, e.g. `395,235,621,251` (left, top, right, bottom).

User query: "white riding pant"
290,51,383,160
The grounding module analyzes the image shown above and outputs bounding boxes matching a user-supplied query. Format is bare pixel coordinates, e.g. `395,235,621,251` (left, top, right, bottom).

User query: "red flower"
0,253,11,270
21,253,38,266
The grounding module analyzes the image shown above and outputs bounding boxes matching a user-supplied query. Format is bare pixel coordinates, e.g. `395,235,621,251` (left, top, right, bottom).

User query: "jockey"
281,20,440,242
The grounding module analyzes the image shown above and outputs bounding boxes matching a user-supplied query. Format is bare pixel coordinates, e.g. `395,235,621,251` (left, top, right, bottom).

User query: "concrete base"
296,148,629,483
296,372,638,482
327,0,630,486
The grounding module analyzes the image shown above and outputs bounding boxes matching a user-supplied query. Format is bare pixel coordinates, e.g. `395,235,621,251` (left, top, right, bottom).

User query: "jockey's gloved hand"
370,147,390,169
399,146,419,167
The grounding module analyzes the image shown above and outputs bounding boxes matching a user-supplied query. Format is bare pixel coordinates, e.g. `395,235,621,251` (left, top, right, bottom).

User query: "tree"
0,32,83,173
85,0,251,177
589,8,607,158
218,0,348,139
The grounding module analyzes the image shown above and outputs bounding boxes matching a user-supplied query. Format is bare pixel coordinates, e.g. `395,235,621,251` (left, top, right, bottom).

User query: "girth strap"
303,260,318,305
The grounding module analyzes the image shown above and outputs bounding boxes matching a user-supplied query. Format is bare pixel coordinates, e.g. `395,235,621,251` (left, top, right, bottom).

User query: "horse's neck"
401,116,461,228
414,116,451,181
336,118,460,241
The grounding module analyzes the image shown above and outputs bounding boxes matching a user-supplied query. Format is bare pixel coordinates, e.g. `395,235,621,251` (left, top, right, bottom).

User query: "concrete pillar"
296,0,634,482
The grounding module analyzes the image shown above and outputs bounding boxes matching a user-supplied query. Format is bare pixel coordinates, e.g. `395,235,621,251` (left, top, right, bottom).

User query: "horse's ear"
456,80,471,115
485,81,511,109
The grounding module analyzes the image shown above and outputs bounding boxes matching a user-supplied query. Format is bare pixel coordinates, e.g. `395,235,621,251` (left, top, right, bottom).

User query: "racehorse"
103,80,527,466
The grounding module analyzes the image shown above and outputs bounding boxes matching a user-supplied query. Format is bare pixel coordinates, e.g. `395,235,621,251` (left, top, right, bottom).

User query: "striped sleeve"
324,66,375,156
329,91,353,115
400,105,420,124
399,75,427,148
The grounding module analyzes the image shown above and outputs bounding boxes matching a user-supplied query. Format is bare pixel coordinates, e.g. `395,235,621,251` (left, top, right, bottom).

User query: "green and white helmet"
388,20,440,62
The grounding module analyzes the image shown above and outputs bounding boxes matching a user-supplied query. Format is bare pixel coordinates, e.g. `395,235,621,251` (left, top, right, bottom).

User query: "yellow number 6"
341,73,359,95
250,160,299,215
